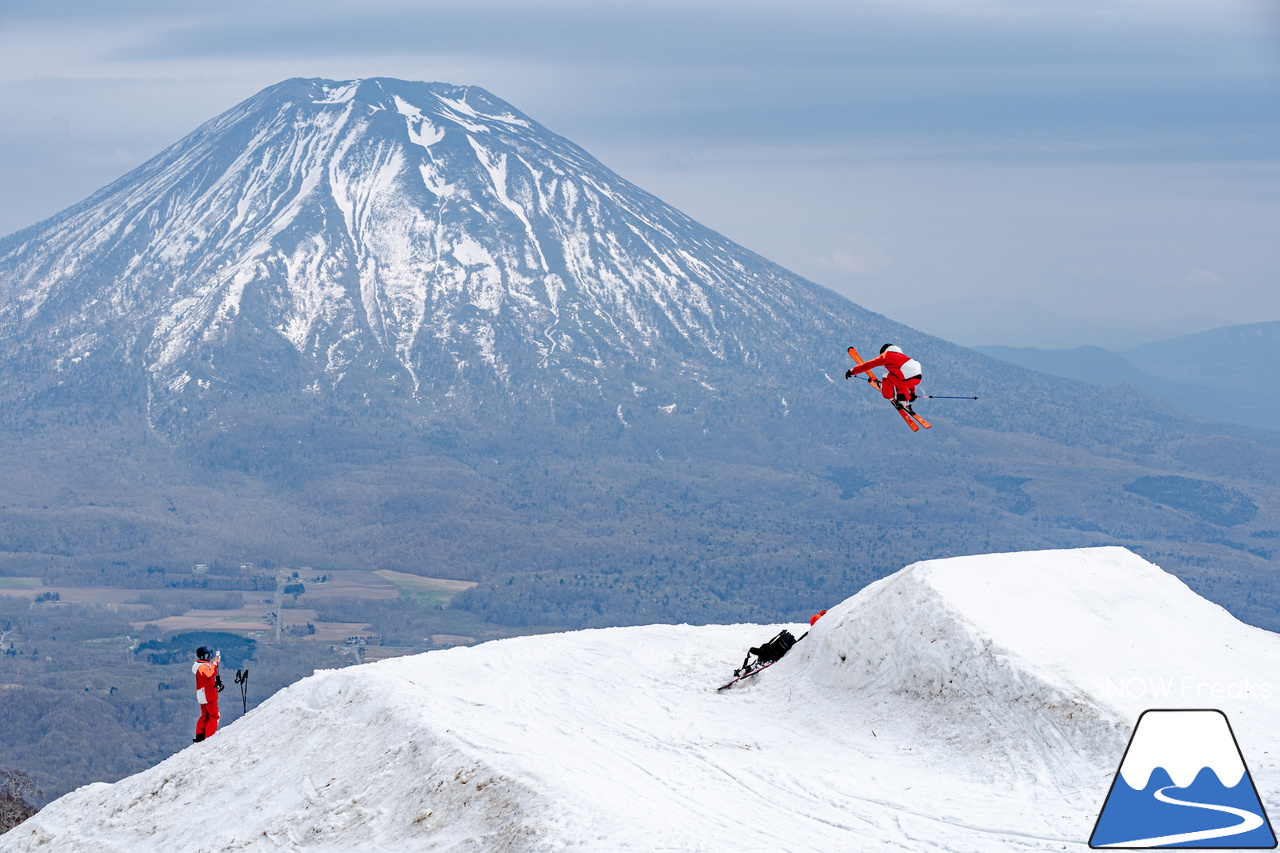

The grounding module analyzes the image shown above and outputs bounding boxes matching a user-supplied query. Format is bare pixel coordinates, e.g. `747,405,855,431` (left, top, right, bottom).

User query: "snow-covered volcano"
7,547,1278,852
0,77,857,426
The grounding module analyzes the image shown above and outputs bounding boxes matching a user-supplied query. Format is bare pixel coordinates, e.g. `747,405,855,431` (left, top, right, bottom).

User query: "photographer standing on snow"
192,646,222,742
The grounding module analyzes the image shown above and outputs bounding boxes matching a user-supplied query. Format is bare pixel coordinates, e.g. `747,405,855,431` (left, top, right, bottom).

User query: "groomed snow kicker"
5,547,1280,852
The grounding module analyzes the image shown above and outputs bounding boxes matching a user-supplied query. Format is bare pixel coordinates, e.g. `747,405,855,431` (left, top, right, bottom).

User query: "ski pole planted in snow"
235,668,249,714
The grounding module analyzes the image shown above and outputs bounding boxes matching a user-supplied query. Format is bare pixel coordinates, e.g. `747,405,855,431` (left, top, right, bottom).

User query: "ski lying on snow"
716,660,777,691
847,346,929,431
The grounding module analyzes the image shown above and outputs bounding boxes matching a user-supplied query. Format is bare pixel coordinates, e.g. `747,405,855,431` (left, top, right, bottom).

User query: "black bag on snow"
749,629,797,664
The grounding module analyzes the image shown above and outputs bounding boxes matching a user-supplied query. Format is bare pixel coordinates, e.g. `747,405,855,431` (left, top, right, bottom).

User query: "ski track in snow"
7,547,1280,852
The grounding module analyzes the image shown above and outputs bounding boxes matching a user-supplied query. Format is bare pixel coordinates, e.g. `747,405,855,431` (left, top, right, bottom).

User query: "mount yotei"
0,77,853,432
0,78,1277,634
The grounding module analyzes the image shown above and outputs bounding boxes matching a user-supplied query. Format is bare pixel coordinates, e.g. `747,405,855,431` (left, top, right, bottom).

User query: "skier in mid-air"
845,344,922,412
193,646,221,742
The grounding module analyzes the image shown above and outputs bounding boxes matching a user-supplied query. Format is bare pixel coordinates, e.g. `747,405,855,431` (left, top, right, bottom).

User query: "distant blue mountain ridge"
896,297,1232,350
974,320,1280,430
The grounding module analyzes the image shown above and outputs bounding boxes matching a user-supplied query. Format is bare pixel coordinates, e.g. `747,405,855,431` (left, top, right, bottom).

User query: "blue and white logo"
1091,709,1276,848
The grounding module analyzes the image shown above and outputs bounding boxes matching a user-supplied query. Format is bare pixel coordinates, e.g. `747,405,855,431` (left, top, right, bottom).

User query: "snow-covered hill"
6,547,1277,852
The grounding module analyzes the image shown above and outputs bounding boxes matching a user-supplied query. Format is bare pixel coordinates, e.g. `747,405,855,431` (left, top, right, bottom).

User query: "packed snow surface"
6,547,1280,852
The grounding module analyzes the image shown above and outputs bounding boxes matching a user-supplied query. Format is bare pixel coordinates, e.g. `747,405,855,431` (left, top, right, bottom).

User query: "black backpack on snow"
719,628,807,689
748,629,797,664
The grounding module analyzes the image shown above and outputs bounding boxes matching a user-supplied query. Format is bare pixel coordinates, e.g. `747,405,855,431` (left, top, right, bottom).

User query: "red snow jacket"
848,349,921,382
194,657,220,705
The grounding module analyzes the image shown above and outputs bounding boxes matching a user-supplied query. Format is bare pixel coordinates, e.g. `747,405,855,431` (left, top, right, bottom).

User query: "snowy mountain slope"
0,75,1234,446
7,547,1278,852
0,77,854,425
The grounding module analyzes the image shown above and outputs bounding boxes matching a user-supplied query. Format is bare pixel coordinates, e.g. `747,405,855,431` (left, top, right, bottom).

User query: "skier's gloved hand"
215,674,225,692
844,369,854,379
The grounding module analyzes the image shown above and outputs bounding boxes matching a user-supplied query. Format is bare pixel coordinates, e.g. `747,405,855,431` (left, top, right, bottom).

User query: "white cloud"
1175,267,1226,290
817,248,892,276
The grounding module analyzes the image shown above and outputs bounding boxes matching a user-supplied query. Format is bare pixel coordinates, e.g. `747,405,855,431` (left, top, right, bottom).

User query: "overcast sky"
1,0,1276,328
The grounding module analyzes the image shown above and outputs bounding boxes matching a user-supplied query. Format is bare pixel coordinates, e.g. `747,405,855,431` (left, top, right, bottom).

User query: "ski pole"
235,668,249,714
923,395,979,400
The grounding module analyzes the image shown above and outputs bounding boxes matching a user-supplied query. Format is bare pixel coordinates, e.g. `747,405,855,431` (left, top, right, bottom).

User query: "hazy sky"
1,0,1277,326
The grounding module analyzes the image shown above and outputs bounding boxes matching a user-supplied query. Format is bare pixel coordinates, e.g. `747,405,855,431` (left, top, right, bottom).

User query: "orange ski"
893,401,921,431
899,402,931,430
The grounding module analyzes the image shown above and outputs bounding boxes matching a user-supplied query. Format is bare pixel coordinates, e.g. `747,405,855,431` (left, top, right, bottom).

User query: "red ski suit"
193,655,220,740
848,349,921,401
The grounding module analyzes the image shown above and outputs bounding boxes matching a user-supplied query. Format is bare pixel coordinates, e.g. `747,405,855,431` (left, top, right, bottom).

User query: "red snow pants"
880,372,921,401
196,699,219,739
